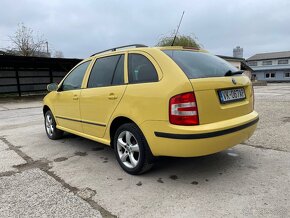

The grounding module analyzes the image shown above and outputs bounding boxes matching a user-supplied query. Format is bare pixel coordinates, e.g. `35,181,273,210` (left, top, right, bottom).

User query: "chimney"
233,46,243,58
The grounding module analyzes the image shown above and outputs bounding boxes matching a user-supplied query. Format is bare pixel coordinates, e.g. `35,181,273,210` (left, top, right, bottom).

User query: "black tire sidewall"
113,123,147,175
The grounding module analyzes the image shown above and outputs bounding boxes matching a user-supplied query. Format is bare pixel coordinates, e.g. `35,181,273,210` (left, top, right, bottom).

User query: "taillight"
169,92,199,125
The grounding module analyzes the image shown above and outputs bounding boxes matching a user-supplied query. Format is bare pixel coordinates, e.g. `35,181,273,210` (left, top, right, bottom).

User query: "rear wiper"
224,70,244,76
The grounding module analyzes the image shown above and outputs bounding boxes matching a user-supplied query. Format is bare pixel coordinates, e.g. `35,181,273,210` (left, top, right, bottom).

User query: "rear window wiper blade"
224,70,244,76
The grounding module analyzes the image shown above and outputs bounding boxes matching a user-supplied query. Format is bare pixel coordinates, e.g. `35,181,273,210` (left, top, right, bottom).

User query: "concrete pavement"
0,84,290,217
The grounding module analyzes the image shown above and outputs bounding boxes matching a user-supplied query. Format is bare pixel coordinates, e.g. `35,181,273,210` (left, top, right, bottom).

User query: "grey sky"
0,0,289,59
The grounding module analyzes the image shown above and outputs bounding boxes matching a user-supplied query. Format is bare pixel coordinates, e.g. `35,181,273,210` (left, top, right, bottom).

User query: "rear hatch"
163,49,253,124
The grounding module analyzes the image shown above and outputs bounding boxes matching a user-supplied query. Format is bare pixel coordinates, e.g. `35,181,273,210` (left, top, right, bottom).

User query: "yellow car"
43,44,259,174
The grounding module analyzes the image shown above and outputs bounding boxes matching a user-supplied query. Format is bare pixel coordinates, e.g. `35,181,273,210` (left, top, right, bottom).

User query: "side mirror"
47,83,58,92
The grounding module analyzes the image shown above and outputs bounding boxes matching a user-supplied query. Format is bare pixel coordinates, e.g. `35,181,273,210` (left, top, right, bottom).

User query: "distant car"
43,44,259,174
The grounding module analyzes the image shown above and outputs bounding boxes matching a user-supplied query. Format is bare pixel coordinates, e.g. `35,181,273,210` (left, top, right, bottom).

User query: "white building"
247,51,290,82
218,55,253,80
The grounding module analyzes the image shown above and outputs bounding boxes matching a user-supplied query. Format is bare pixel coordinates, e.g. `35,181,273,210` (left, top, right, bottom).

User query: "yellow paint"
80,85,127,138
43,46,258,157
140,111,258,156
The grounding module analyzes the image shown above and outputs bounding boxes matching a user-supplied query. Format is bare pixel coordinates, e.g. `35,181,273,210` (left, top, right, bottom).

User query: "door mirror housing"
47,83,58,92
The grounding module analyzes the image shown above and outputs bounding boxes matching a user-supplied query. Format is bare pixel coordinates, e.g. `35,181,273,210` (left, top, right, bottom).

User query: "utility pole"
45,41,49,54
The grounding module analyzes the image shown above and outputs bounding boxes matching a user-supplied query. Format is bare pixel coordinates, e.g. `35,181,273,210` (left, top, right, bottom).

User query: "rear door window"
128,54,158,83
112,55,124,85
88,55,124,88
163,50,239,79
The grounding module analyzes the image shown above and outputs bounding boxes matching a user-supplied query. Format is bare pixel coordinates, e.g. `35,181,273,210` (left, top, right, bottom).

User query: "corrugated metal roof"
247,51,290,61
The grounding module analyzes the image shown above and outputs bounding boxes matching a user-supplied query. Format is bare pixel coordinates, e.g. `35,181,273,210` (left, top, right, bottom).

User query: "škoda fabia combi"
43,44,259,174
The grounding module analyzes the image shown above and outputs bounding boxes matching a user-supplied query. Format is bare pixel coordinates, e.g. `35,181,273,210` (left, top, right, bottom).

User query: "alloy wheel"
116,130,140,168
45,113,54,137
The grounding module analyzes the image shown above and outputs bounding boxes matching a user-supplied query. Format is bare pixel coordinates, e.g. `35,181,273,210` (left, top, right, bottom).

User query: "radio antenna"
171,11,185,46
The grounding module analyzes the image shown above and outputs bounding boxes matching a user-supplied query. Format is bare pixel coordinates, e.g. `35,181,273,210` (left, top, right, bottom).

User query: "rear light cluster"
169,92,199,125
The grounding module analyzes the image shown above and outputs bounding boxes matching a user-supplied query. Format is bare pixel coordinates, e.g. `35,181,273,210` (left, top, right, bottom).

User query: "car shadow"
153,151,241,173
59,133,243,182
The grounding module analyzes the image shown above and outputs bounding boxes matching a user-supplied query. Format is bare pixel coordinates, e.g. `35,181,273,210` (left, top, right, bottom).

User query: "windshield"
163,50,239,79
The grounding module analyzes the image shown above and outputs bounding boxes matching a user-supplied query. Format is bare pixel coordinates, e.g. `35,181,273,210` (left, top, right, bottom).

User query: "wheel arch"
43,105,51,116
109,116,137,147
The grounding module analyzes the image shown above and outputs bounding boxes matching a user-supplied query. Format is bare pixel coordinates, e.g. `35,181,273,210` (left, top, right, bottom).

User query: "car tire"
44,110,63,140
114,123,154,175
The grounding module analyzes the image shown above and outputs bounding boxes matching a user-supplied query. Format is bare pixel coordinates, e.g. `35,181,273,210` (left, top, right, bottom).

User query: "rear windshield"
163,50,239,79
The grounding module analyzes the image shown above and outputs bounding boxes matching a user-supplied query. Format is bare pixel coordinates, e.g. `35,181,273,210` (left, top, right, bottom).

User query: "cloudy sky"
0,0,289,59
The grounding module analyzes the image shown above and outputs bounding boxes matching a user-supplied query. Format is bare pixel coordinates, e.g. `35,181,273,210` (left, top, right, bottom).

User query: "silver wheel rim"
45,114,54,137
117,131,140,169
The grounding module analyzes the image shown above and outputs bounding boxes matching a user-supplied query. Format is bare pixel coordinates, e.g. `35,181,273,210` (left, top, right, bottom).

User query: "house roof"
217,55,253,72
217,55,244,61
247,51,290,61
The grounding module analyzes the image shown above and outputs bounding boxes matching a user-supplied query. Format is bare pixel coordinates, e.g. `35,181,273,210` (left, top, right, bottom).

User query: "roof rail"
90,44,148,57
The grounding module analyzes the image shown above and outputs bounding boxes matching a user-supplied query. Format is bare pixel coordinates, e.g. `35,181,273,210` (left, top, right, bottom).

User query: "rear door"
80,54,127,138
164,50,254,124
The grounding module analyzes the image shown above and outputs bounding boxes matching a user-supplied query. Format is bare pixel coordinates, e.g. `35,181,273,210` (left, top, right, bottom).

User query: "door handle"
108,93,118,100
73,95,79,100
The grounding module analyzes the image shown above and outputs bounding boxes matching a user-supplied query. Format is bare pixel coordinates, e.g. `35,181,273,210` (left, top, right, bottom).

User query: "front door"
80,54,126,138
54,61,91,133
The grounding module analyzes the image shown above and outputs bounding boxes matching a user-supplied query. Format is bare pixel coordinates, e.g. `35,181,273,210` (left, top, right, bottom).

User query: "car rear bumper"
140,111,259,157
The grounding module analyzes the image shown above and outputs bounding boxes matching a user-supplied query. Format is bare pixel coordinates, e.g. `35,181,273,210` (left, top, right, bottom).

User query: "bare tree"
9,23,47,56
53,50,64,58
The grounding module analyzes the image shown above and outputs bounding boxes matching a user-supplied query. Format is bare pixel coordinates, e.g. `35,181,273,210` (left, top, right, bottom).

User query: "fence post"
15,67,21,97
49,67,53,83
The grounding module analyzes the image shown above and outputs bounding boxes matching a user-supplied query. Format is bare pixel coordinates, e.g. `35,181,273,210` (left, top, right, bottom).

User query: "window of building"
265,72,276,78
262,60,272,66
248,61,257,66
285,72,290,78
278,59,289,65
88,55,124,88
128,54,158,83
61,61,91,91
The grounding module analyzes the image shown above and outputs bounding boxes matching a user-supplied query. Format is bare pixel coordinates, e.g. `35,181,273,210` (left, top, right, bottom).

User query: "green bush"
156,35,200,48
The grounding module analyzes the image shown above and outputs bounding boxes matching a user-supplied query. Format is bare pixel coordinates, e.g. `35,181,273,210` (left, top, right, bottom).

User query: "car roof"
89,45,207,59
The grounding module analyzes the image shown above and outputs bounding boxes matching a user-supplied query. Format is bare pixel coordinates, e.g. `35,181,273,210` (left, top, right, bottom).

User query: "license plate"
218,88,246,103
